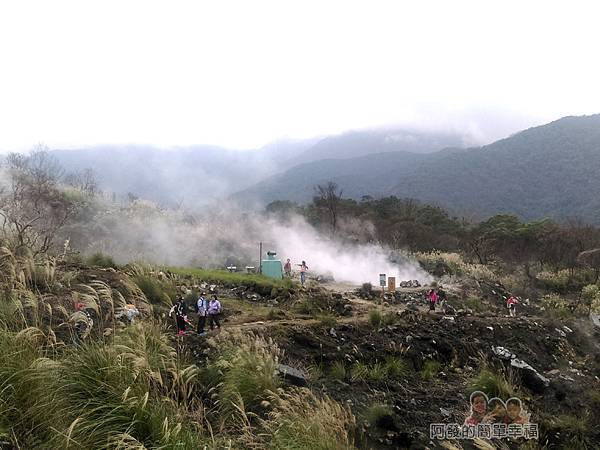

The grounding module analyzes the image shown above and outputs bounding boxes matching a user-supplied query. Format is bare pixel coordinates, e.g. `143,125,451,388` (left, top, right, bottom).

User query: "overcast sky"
0,1,599,152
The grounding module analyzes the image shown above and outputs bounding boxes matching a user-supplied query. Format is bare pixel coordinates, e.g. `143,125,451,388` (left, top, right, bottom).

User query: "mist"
70,196,430,287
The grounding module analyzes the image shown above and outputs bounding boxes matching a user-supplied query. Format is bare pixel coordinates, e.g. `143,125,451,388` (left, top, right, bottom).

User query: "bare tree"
64,168,100,198
314,181,343,235
0,147,77,255
578,248,600,283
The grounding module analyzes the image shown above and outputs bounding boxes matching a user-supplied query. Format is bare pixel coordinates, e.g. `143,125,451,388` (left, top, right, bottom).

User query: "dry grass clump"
261,388,357,450
413,251,496,281
206,331,281,424
470,367,519,400
0,322,206,448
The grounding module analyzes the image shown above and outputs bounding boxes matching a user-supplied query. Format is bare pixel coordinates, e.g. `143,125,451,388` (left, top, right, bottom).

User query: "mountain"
51,128,465,207
232,115,600,224
285,129,465,166
52,145,278,207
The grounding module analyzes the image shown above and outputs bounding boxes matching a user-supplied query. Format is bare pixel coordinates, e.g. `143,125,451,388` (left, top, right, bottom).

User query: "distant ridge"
233,114,600,224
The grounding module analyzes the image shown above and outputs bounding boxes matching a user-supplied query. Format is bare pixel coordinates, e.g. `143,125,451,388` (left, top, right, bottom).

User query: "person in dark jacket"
169,297,187,335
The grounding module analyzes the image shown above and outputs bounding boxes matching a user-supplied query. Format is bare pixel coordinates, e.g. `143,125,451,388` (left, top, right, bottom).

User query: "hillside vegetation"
1,140,600,449
235,114,600,223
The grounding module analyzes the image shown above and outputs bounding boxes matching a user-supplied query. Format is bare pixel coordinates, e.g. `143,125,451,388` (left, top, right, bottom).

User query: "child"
284,258,292,277
505,397,527,424
464,391,488,425
484,398,507,423
299,261,309,285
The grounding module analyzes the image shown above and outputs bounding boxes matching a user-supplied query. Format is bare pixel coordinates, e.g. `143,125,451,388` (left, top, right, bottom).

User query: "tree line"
266,182,600,279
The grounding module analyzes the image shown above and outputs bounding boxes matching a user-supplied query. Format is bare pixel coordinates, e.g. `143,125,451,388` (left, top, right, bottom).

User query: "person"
207,294,222,330
483,398,507,423
123,303,140,324
72,302,94,344
284,258,292,277
298,261,309,285
437,287,448,313
506,295,519,317
505,397,527,424
427,289,439,312
464,391,488,425
196,292,208,334
169,296,187,335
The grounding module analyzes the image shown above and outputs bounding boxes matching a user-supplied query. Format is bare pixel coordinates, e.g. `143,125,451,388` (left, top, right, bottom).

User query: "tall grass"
207,331,281,423
0,322,206,448
261,388,357,450
470,367,518,399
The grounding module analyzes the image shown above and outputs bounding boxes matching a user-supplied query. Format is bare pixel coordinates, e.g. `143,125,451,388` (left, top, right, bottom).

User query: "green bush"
317,314,338,328
369,309,382,327
420,359,442,381
548,414,594,450
365,403,394,429
134,275,177,307
540,294,574,319
384,356,408,380
330,361,347,381
470,367,518,399
462,297,487,313
351,357,408,383
86,252,117,268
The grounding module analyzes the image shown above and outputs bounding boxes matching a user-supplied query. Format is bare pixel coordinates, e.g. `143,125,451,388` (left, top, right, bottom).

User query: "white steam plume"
268,216,431,286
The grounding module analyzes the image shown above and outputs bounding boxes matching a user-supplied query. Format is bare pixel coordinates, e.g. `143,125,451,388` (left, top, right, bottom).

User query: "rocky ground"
170,274,600,449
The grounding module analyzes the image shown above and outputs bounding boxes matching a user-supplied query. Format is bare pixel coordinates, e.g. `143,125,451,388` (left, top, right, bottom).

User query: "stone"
276,364,308,387
510,358,550,392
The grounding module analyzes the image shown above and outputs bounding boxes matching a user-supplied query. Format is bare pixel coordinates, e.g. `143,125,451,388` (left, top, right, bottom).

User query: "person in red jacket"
506,296,519,317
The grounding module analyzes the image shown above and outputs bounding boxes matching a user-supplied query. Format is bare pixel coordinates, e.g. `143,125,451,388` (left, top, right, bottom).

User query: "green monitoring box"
262,251,283,280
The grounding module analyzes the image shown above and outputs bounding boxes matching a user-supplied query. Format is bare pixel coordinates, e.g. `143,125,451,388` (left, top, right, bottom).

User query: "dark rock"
277,364,308,387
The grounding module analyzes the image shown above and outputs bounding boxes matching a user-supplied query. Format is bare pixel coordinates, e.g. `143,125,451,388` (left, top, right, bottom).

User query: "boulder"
276,364,308,387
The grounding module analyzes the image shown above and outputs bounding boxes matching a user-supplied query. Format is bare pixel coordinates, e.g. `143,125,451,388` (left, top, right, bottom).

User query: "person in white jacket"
196,293,208,334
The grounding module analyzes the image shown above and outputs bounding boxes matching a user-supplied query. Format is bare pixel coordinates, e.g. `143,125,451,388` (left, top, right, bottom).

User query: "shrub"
536,270,571,293
262,388,356,450
134,275,176,307
470,367,518,399
267,308,279,320
420,359,442,381
86,252,117,268
351,357,408,383
210,332,280,419
330,361,347,381
384,356,408,380
317,314,338,328
548,414,594,450
462,297,487,313
540,293,573,319
365,403,394,429
581,284,600,313
0,323,205,448
369,309,382,328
